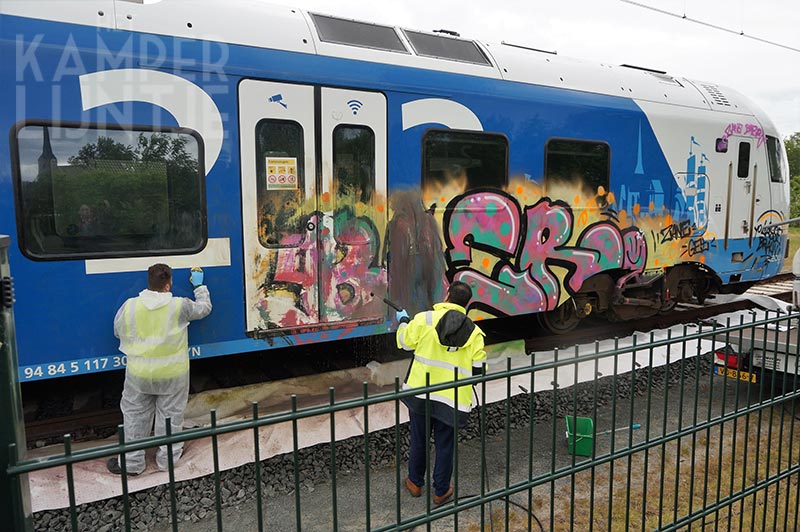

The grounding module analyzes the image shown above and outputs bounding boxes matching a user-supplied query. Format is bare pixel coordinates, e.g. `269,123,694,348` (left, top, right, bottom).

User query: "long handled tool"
370,291,404,312
599,423,641,435
382,297,403,312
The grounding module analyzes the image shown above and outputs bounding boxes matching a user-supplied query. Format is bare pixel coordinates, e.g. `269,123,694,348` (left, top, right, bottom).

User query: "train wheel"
658,298,678,315
538,301,581,334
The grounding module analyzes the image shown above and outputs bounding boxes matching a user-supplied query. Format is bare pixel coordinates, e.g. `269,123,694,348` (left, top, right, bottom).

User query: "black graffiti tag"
682,236,714,257
755,224,783,258
660,220,692,244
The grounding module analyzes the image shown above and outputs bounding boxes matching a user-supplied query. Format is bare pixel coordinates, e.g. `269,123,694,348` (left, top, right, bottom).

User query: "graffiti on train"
256,206,386,328
754,210,785,264
718,122,767,149
442,190,647,316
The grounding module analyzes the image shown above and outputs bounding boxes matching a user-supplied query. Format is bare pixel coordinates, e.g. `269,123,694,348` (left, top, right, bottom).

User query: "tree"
56,132,199,242
786,133,800,180
787,133,800,221
68,136,136,166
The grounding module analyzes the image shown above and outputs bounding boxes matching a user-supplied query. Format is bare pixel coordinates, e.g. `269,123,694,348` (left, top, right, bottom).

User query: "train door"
319,87,387,324
724,136,760,248
239,80,387,334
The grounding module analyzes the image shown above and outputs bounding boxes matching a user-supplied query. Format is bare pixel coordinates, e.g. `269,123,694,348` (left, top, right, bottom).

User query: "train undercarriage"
537,264,730,334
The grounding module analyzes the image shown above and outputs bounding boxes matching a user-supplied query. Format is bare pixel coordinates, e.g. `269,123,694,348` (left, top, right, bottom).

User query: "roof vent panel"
700,83,732,107
403,30,491,66
310,13,408,53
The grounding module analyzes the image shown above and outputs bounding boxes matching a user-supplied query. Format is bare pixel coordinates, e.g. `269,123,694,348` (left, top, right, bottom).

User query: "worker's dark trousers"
408,410,455,497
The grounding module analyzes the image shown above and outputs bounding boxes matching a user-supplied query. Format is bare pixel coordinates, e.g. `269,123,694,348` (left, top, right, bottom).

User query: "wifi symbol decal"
347,99,364,115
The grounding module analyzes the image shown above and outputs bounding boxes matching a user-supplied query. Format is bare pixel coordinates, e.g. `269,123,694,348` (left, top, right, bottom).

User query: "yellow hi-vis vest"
397,302,486,415
118,298,190,380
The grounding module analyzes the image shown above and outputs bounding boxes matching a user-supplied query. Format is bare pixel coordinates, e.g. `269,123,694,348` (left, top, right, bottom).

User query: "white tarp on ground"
24,293,793,511
704,293,796,331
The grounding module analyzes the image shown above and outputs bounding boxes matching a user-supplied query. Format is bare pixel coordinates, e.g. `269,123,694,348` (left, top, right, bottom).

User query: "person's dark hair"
148,263,173,291
447,281,472,308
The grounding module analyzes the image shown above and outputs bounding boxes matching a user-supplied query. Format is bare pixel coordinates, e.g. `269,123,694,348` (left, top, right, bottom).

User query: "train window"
715,137,728,153
766,136,784,183
13,123,205,260
310,13,408,53
737,141,751,178
255,119,308,248
403,30,491,65
422,130,508,202
544,139,610,199
333,125,375,206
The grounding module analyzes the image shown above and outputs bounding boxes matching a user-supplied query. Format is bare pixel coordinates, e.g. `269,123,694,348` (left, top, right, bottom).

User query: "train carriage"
0,0,790,381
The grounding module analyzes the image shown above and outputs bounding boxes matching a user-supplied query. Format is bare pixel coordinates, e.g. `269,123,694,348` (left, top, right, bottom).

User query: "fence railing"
5,302,800,531
1,235,33,532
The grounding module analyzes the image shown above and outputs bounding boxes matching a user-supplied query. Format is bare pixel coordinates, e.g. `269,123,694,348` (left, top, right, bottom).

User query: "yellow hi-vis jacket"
114,286,212,381
397,302,486,426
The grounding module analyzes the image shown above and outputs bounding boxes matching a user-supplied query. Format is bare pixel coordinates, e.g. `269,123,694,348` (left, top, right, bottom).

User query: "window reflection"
15,125,205,259
333,125,375,206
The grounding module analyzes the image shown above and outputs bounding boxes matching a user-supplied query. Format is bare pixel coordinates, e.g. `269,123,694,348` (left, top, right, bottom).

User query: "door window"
333,125,375,206
737,141,751,178
255,119,307,248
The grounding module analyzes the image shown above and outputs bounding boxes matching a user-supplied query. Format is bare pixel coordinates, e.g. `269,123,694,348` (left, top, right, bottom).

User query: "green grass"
788,226,800,271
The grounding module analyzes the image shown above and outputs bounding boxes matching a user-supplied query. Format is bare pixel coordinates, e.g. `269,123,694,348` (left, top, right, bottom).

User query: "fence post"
0,235,32,532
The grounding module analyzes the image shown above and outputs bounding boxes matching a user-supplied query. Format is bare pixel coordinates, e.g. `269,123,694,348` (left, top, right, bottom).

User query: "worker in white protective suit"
107,263,212,476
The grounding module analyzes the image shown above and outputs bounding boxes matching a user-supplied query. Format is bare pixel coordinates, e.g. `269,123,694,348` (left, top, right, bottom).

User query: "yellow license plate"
714,365,757,383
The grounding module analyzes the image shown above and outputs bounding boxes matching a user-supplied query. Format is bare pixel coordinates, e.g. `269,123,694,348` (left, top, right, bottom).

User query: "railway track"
24,273,794,445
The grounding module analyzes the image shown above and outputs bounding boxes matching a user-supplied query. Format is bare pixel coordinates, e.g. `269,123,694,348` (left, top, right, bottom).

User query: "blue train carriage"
0,0,790,381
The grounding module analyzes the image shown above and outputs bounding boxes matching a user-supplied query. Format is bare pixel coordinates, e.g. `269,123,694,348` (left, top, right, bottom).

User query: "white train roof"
2,0,763,121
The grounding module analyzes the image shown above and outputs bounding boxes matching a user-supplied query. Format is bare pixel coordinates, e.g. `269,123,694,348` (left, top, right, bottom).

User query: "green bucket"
565,416,594,457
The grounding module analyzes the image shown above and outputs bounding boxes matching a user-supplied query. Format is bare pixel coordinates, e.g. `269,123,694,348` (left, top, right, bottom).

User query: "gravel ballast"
32,354,713,532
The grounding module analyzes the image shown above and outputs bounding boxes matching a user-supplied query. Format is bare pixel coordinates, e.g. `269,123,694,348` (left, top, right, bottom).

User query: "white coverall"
113,286,212,473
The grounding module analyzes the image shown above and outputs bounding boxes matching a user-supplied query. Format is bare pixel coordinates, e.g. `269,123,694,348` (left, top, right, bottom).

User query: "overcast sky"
280,0,800,138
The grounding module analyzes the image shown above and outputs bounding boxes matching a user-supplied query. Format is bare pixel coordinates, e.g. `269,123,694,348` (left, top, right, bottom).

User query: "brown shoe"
405,477,422,497
433,485,453,505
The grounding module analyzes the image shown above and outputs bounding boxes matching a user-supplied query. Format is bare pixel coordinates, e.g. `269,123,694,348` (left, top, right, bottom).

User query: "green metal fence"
4,289,800,530
1,235,32,532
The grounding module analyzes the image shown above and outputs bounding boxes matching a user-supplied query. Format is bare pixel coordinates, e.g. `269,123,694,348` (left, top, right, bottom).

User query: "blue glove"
396,309,410,323
190,267,204,288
